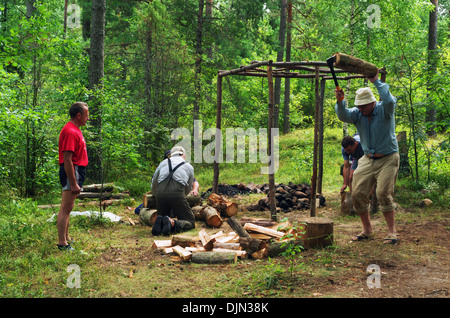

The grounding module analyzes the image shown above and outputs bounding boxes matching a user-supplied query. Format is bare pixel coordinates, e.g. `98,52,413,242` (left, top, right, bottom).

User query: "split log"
172,245,192,261
202,206,223,228
238,237,267,255
334,52,378,78
198,229,216,251
226,217,250,238
251,248,268,259
215,233,239,243
243,223,285,238
207,193,238,217
298,217,334,249
171,235,200,248
240,217,277,228
213,242,241,250
191,251,237,264
139,208,158,226
152,240,172,249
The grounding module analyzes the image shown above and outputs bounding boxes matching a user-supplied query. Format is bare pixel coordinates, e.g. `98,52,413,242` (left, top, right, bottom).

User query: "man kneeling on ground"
151,146,196,236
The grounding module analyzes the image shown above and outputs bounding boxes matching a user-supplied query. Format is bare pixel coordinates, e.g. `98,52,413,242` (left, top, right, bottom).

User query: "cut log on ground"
240,217,277,228
192,205,205,220
207,193,238,217
139,208,158,226
297,217,334,249
78,192,130,200
267,239,304,257
82,183,114,193
191,251,237,264
213,242,241,250
202,206,223,228
238,237,267,255
171,235,200,248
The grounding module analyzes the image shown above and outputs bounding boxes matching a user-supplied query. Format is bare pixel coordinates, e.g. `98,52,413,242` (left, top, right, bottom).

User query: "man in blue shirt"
340,134,364,193
335,69,399,244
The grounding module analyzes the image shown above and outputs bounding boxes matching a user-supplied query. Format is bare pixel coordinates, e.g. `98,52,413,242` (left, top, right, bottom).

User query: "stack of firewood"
151,216,303,264
247,182,326,212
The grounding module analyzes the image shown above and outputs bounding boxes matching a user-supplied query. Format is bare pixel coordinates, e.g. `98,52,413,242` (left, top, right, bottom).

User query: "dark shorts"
59,163,86,190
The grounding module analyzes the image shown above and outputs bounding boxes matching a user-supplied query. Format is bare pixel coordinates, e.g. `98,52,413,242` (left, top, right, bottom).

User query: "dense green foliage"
0,0,448,199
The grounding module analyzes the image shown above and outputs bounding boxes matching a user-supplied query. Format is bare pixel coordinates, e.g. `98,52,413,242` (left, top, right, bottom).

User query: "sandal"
351,232,372,241
383,235,398,245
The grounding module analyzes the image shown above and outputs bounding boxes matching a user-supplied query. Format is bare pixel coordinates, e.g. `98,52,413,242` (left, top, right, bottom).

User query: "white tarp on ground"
46,211,122,222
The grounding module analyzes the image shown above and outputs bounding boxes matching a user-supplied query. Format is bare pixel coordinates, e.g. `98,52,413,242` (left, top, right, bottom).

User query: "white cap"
170,146,185,157
354,87,377,106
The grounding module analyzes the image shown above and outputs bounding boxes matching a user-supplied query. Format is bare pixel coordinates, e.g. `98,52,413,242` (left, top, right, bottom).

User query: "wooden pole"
213,74,223,193
310,66,320,217
318,78,326,194
267,61,277,221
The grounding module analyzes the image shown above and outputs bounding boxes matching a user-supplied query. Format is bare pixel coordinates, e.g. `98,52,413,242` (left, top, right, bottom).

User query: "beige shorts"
352,153,399,214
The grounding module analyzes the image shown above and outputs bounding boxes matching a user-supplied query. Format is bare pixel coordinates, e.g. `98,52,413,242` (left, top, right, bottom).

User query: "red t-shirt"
58,122,88,166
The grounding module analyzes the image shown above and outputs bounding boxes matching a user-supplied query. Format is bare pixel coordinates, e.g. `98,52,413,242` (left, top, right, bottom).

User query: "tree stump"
297,217,333,249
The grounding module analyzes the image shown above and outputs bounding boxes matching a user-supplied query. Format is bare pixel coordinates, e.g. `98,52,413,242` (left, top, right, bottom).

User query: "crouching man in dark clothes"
151,146,196,236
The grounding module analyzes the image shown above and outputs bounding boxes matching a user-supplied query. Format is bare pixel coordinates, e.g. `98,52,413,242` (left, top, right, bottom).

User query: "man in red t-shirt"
57,102,89,251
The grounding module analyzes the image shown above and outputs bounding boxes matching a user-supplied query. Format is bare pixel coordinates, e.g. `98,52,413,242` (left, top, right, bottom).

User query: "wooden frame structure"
213,60,385,221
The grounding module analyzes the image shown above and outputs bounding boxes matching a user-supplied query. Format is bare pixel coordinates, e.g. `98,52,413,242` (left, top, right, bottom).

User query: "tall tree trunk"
274,0,287,129
25,0,38,196
283,0,292,134
193,0,205,122
426,0,438,137
88,0,106,183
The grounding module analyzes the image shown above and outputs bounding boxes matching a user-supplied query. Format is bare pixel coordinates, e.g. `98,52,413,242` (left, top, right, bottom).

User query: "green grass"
1,127,448,298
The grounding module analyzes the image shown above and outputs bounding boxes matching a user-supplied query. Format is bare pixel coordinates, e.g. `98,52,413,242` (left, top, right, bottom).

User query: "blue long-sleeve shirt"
335,79,399,156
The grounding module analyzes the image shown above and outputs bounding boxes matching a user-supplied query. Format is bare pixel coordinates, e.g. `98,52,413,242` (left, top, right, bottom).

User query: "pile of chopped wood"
151,216,303,264
201,183,254,198
247,182,326,212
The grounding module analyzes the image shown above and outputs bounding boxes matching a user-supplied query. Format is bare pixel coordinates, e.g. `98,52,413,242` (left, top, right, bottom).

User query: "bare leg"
383,210,397,243
57,191,76,246
352,211,373,241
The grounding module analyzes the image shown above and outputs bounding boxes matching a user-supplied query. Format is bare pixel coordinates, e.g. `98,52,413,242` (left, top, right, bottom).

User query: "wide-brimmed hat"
170,146,185,157
354,87,376,106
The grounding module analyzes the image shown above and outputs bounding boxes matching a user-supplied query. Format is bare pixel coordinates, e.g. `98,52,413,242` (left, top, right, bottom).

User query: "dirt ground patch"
87,194,449,299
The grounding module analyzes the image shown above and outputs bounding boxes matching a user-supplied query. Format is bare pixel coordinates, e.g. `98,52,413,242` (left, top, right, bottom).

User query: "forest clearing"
0,0,449,306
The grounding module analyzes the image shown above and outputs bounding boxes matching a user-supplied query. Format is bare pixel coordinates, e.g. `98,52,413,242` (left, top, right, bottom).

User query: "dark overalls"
155,159,195,233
